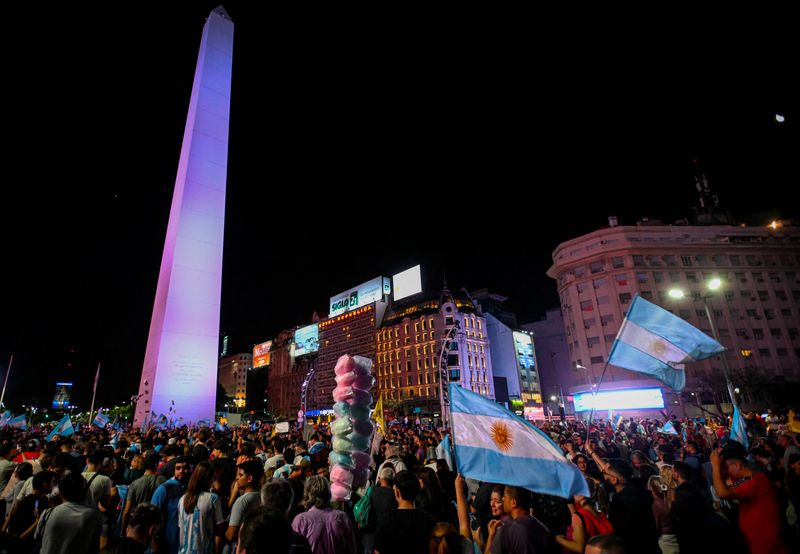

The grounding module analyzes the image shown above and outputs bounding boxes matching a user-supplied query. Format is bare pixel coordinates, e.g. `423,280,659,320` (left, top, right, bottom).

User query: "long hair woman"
416,467,451,524
177,461,225,554
648,475,678,554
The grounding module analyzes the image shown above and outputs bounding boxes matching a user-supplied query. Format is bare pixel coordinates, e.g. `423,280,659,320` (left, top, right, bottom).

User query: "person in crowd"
3,462,32,519
584,534,626,554
176,461,225,554
225,459,264,546
710,446,790,554
630,450,658,485
555,494,613,553
106,502,162,554
1,470,56,552
125,455,145,484
122,453,163,531
377,445,407,475
237,508,293,554
585,443,659,554
260,478,313,554
647,475,677,554
436,459,456,503
778,432,800,474
416,466,450,523
486,485,551,554
210,439,237,510
361,466,398,554
291,475,356,554
34,472,103,553
374,470,436,554
151,456,193,554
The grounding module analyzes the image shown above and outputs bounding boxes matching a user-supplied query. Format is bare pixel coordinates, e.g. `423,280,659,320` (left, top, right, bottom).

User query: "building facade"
218,353,252,409
484,313,543,409
267,329,316,419
547,222,800,410
376,288,495,415
522,308,572,412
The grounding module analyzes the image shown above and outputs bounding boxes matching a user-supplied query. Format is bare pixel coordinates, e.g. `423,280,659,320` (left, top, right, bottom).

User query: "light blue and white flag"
730,405,749,449
659,421,678,436
155,414,168,430
93,410,110,428
110,432,120,449
46,415,75,441
0,411,11,426
7,414,28,430
435,434,453,471
449,383,589,499
608,296,725,391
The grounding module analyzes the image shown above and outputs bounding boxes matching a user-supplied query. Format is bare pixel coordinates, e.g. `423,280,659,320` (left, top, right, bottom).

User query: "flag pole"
89,362,101,428
585,360,611,446
0,355,12,409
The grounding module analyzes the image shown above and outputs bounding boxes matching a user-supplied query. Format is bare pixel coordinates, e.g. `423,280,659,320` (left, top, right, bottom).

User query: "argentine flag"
730,405,749,449
7,414,28,430
449,383,589,499
608,296,725,391
93,411,111,428
46,415,75,441
659,421,678,436
0,411,11,427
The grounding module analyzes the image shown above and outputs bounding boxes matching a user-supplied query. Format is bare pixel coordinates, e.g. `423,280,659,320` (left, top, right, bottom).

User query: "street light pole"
701,296,738,410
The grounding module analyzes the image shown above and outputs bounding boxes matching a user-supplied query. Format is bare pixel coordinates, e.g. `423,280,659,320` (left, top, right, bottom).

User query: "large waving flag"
46,415,75,441
0,411,11,427
730,405,749,449
7,414,28,430
449,383,589,499
93,410,110,428
607,296,725,391
658,421,678,436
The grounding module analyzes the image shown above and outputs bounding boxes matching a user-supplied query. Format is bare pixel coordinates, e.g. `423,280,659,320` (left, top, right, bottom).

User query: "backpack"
353,484,373,530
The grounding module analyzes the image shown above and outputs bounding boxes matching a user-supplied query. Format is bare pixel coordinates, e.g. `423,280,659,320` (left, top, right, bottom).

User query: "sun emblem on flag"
490,421,514,452
650,339,667,357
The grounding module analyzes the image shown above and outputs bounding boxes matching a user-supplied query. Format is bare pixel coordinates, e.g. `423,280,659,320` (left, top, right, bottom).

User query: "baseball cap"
292,456,311,469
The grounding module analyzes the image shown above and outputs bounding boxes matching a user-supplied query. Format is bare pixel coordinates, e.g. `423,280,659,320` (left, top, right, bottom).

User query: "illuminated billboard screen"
329,276,386,316
573,388,665,412
294,324,319,357
253,341,272,368
512,331,536,370
52,382,73,409
392,265,422,301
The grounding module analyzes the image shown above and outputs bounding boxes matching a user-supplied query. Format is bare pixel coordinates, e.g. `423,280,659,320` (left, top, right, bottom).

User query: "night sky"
0,4,794,410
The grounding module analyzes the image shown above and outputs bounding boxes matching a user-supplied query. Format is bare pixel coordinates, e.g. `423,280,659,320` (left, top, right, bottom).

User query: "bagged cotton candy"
346,389,372,407
329,451,355,468
330,417,353,436
335,371,375,391
331,481,352,501
334,355,358,375
353,419,373,437
330,464,354,486
346,432,370,451
333,402,351,418
349,404,370,421
352,451,371,471
332,385,356,403
333,437,354,453
352,468,370,489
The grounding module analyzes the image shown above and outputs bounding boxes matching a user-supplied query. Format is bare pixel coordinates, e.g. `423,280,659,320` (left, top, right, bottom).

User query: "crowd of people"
0,407,797,553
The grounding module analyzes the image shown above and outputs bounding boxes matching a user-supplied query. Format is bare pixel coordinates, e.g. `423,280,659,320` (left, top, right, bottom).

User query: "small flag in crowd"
449,383,589,499
730,405,749,450
215,421,225,432
0,411,11,427
93,411,110,428
659,421,678,436
110,432,120,449
46,415,75,441
373,395,385,434
8,414,28,430
197,418,211,428
435,434,453,471
608,296,725,391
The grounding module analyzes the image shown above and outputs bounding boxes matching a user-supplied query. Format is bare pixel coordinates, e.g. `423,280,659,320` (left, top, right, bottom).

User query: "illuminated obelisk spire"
134,7,233,427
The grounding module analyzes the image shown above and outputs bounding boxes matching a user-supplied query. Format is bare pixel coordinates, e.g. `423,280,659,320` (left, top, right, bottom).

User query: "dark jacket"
673,481,746,554
608,483,660,554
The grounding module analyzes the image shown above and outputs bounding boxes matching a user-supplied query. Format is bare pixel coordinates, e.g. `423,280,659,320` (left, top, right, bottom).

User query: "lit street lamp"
668,277,738,410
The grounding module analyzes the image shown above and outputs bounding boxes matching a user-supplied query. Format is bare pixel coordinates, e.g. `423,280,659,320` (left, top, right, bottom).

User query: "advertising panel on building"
52,382,73,409
512,331,536,369
392,264,423,301
329,276,386,316
293,324,319,357
253,341,272,368
572,388,665,412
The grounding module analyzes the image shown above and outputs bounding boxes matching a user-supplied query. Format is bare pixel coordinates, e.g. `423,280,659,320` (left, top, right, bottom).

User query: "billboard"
293,324,319,357
253,341,272,368
392,265,422,301
573,388,665,412
329,276,386,316
512,331,536,369
52,382,73,409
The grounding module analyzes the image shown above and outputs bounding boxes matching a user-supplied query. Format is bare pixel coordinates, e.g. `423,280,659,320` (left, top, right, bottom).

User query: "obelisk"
134,7,233,427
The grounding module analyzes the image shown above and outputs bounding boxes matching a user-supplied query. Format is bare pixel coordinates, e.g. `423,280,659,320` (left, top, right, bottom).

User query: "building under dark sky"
0,4,794,408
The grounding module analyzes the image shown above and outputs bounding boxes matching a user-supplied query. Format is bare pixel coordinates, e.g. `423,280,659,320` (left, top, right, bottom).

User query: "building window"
758,290,769,301
753,328,764,340
584,318,597,329
783,308,793,317
590,356,604,364
641,291,654,301
612,256,625,268
597,295,610,305
788,328,798,340
619,293,632,304
601,314,614,326
758,348,771,358
577,282,588,293
637,272,648,284
776,290,788,301
615,274,629,286
414,322,420,333
765,309,776,320
593,278,607,289
580,300,594,312
681,256,692,267
777,348,789,357
633,256,645,267
587,336,601,347
770,328,782,338
590,261,603,274
605,334,616,343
